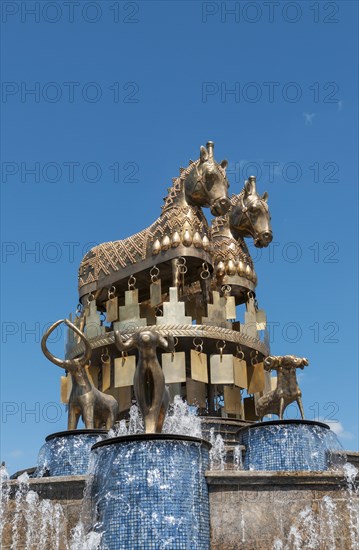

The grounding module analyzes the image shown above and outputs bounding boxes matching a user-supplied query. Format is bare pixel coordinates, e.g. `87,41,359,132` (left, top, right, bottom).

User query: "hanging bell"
216,261,225,277
171,231,181,247
193,232,202,248
202,235,210,251
182,228,193,246
226,260,236,276
152,239,161,255
161,235,171,250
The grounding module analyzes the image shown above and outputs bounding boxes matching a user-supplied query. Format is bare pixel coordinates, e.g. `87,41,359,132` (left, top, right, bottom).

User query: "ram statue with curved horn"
41,319,119,430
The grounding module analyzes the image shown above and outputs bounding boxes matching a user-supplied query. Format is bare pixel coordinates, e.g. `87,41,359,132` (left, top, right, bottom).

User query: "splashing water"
68,452,104,549
34,443,49,477
128,404,145,434
109,397,202,439
70,522,102,550
271,463,359,549
163,396,202,438
344,463,359,549
0,464,10,546
233,445,243,470
209,428,226,470
1,471,69,549
321,495,338,549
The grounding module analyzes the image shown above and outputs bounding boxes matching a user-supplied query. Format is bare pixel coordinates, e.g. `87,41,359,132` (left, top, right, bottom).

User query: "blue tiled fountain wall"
35,430,107,477
90,435,211,550
239,420,344,471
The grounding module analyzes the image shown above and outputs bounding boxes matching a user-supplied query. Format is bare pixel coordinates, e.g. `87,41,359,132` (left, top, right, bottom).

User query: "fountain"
1,142,358,549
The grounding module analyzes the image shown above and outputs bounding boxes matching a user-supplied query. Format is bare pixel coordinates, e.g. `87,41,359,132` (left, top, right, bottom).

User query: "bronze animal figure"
211,175,273,294
114,329,174,434
256,355,309,420
229,175,273,247
78,141,231,303
41,319,119,430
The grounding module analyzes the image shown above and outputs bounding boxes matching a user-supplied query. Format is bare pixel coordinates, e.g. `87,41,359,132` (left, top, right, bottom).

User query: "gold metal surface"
114,355,136,388
150,279,162,307
106,296,118,322
42,319,119,430
102,357,111,392
115,329,174,434
202,291,232,329
210,354,234,385
78,142,231,297
256,355,308,420
247,361,265,394
190,350,208,383
49,143,281,425
224,386,242,415
233,357,248,388
161,352,186,384
156,287,192,325
186,378,206,408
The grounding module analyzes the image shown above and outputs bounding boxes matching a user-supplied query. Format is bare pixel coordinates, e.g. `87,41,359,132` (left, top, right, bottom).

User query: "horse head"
184,141,231,216
229,176,273,247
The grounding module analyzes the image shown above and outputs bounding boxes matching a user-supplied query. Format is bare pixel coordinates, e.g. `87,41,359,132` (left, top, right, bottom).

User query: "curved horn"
41,319,92,371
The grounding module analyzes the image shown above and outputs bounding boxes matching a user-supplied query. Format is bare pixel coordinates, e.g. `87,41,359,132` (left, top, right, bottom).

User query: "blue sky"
1,0,358,473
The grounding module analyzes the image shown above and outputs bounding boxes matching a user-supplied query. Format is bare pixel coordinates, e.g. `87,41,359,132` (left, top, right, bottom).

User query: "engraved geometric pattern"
79,159,210,289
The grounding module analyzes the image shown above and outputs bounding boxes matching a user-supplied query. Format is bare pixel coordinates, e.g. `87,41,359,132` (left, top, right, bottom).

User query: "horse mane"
161,159,201,211
229,190,244,206
161,158,227,211
211,192,244,232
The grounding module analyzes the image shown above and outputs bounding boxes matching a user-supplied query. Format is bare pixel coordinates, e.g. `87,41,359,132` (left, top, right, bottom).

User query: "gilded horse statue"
42,319,119,430
78,142,231,306
211,175,273,297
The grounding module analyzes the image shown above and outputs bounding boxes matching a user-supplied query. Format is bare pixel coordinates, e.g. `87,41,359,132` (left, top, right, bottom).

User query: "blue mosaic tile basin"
34,429,107,477
90,434,211,550
238,420,345,471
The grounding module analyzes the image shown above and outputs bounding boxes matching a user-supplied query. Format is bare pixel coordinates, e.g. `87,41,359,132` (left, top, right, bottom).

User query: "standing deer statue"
42,319,119,430
256,355,309,420
114,329,174,434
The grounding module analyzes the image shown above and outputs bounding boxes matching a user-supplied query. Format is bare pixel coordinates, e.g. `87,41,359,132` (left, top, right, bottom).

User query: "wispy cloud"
320,419,353,440
8,450,24,458
303,112,316,125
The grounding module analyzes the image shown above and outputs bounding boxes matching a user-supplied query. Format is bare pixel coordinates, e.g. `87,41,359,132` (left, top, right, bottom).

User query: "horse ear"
220,159,228,170
200,146,208,162
245,176,256,195
262,191,269,202
244,179,252,195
